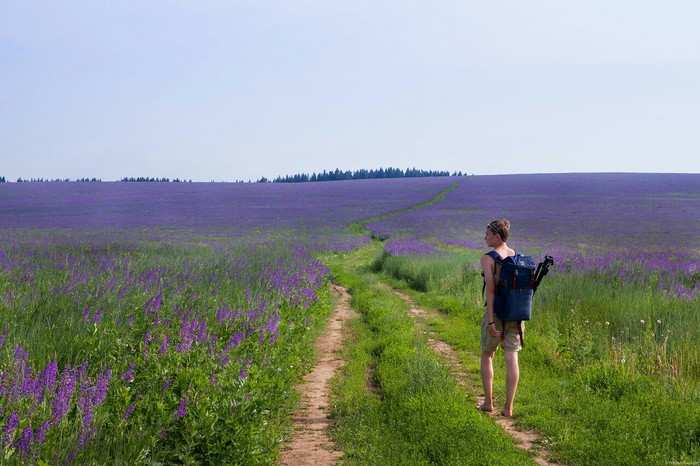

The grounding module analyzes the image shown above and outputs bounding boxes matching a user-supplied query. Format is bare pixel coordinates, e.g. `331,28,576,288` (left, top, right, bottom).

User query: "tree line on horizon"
259,167,465,183
0,168,466,184
3,177,102,183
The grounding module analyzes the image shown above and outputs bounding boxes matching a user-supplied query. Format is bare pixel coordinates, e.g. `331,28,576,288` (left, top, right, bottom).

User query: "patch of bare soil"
393,290,555,466
280,284,355,466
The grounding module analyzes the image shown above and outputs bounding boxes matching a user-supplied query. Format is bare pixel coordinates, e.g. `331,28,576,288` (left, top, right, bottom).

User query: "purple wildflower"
33,422,50,452
197,319,208,344
176,317,196,353
174,396,188,419
15,425,33,460
122,403,136,420
25,359,58,407
0,327,8,350
2,411,19,446
142,329,152,359
121,362,135,383
52,365,78,425
145,293,162,315
93,369,112,405
159,334,171,355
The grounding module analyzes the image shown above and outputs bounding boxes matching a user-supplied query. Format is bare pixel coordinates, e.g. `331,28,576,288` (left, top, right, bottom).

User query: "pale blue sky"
2,1,699,181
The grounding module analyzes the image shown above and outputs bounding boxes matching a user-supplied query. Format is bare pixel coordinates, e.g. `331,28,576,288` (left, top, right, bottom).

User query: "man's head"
486,219,510,242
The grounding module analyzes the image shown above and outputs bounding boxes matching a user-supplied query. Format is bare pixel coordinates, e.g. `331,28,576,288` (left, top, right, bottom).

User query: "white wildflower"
606,321,610,326
640,319,645,324
657,319,661,324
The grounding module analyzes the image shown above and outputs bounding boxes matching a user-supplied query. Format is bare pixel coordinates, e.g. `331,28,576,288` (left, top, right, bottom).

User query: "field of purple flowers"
367,174,700,464
0,177,457,250
370,173,700,300
0,240,332,463
0,177,459,463
1,173,699,463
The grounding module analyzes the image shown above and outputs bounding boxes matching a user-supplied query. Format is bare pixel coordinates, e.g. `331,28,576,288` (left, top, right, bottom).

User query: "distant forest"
7,177,102,183
0,168,465,183
262,167,465,183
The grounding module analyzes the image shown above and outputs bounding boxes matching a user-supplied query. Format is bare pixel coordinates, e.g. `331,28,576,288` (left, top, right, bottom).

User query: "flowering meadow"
0,178,457,250
0,239,333,464
369,173,700,300
365,173,700,464
0,178,458,464
2,173,699,464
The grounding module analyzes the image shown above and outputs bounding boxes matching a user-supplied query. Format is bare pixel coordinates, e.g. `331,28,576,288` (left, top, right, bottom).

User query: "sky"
1,1,699,182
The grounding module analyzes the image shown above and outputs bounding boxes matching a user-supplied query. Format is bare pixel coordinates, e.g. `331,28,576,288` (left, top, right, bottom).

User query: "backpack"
482,252,554,348
485,251,538,322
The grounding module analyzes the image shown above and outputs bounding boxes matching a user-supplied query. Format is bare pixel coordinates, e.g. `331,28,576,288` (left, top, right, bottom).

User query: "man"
478,219,521,417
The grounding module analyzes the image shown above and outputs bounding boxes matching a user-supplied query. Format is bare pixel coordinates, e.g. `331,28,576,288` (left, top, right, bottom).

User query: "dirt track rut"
392,289,555,466
280,284,354,466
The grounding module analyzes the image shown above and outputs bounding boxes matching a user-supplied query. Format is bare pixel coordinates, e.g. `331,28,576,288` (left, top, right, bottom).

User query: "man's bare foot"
477,402,494,413
500,409,513,417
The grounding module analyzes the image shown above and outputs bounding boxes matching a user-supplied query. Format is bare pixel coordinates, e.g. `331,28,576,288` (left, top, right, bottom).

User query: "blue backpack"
486,251,538,321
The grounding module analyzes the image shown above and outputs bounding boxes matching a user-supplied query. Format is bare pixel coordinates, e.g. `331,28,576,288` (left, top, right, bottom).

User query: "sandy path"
280,283,355,466
393,290,555,466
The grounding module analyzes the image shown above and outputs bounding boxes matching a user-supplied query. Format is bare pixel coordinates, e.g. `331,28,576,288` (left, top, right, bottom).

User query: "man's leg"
503,350,520,417
480,350,495,412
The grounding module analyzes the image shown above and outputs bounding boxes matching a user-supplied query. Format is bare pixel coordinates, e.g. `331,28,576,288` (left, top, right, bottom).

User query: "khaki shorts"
481,311,524,353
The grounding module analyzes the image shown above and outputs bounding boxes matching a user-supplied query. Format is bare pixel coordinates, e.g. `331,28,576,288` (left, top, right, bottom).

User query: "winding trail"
280,284,355,466
392,289,556,466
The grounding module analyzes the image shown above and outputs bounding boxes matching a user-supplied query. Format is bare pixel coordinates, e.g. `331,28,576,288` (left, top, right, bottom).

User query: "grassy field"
0,239,334,464
355,246,700,465
321,244,535,465
1,175,698,464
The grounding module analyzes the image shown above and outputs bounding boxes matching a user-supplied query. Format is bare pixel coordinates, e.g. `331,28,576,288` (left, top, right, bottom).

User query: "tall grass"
372,249,700,465
323,246,536,465
0,238,332,464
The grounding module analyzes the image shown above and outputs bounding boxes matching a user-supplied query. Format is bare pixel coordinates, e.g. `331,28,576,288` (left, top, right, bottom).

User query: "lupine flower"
142,329,152,359
0,327,8,350
52,364,78,425
83,307,92,323
122,403,136,420
145,294,162,315
2,411,19,446
159,334,171,354
121,362,135,383
15,425,33,460
174,396,188,419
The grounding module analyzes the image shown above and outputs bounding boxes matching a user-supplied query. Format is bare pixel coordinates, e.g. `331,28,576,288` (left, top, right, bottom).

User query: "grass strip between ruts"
370,250,700,466
320,244,536,465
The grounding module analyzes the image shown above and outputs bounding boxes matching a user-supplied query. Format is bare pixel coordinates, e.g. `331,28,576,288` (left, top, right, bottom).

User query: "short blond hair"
487,219,510,242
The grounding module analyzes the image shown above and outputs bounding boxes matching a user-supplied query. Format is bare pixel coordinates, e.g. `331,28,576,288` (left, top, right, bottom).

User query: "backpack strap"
482,251,503,305
486,250,503,264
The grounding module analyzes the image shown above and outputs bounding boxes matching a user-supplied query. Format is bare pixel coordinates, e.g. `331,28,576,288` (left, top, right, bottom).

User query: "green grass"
0,240,334,464
346,181,462,237
319,245,536,465
369,250,700,465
